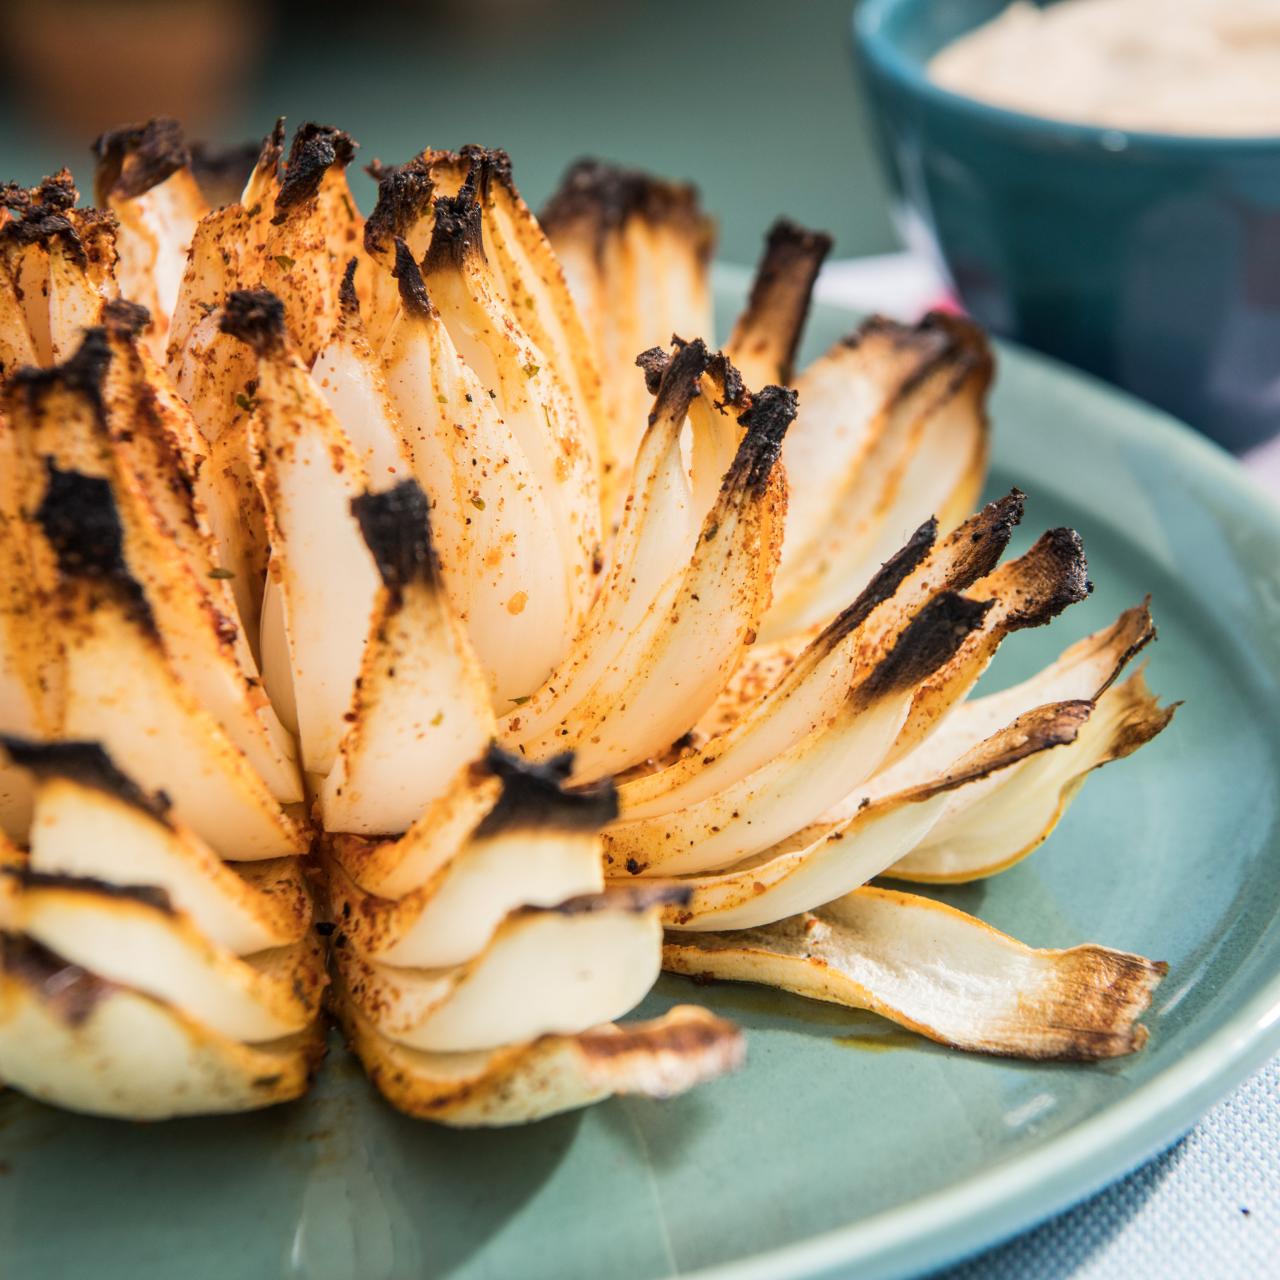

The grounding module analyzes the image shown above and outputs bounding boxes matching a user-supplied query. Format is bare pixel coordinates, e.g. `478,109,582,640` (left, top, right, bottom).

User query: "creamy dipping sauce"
929,0,1280,136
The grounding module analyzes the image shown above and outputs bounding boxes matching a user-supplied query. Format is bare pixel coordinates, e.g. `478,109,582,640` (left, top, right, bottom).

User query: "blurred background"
0,0,895,265
4,0,1278,457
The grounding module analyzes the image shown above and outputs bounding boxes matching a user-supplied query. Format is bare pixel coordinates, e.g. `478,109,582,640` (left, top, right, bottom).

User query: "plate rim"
694,282,1280,1280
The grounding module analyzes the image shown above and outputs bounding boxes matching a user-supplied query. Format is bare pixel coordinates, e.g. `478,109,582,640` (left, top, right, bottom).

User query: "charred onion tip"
822,515,939,645
365,156,433,254
350,479,433,591
271,122,357,222
1006,527,1091,629
990,487,1027,526
738,217,833,382
425,185,486,269
339,258,359,315
391,237,434,317
930,700,1092,794
2,174,62,214
540,157,707,237
255,117,287,176
762,216,835,259
90,117,190,203
102,297,152,338
707,350,748,407
458,144,515,194
477,746,620,835
636,346,671,395
0,203,84,258
0,735,172,821
219,288,286,353
865,591,993,697
734,384,798,493
0,181,29,214
651,337,710,413
9,169,78,213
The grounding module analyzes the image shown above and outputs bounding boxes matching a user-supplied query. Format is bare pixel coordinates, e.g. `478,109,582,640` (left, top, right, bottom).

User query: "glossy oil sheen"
853,0,1280,453
3,293,1280,1280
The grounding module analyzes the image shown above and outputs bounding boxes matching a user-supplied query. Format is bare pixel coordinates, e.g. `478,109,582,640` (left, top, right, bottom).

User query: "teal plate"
4,289,1280,1280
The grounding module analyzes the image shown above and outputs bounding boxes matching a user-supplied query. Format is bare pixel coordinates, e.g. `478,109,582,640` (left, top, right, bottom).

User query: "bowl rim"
852,0,1280,155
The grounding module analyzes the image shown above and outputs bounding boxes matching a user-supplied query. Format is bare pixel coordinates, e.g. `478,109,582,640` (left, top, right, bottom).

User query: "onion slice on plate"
336,992,743,1128
664,885,1166,1060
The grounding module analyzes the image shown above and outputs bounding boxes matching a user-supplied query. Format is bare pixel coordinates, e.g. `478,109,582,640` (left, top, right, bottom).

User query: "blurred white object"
814,252,949,321
929,0,1280,136
1245,432,1280,496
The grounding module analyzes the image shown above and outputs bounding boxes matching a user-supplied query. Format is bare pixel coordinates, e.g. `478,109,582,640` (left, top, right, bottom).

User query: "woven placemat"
936,1059,1279,1278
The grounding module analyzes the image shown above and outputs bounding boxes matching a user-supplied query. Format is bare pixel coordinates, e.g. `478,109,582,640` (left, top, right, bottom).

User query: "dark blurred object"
189,139,261,207
1,0,266,145
854,0,1280,454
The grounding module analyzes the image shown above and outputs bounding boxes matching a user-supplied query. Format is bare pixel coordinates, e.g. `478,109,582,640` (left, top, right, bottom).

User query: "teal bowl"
852,0,1280,453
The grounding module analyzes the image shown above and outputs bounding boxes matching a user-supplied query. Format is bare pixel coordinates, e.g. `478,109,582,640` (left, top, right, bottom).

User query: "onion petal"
335,996,743,1127
663,885,1166,1060
0,933,324,1118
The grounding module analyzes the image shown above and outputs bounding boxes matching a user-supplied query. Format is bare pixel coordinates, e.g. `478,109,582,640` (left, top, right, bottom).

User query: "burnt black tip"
864,591,992,698
540,159,710,249
938,488,1029,592
0,182,28,216
339,257,359,316
272,122,357,222
4,169,77,214
763,217,834,260
252,117,287,184
0,736,171,822
364,156,433,256
734,384,798,494
1,171,81,259
1006,527,1091,630
351,479,432,592
91,117,190,204
636,347,671,395
219,288,286,352
102,298,151,338
706,350,747,409
425,184,485,271
987,487,1026,530
458,144,515,196
1,204,82,258
35,461,125,580
391,238,434,317
32,460,153,626
822,516,938,646
476,746,619,837
649,337,709,419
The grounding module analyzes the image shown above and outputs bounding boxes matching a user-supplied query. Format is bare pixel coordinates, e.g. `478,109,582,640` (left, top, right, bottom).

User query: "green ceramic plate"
4,288,1280,1280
